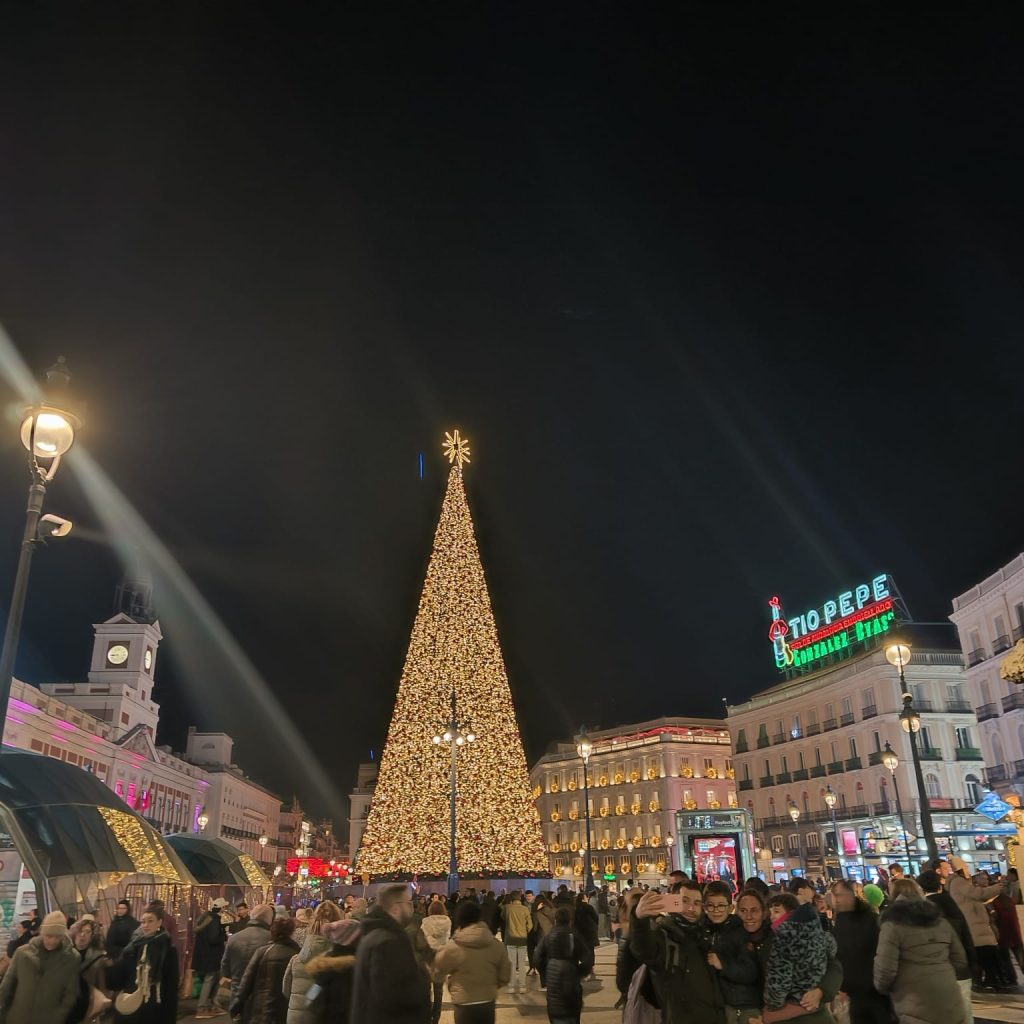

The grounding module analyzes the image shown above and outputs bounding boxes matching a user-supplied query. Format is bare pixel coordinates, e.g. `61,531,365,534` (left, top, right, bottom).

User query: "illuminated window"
771,835,784,854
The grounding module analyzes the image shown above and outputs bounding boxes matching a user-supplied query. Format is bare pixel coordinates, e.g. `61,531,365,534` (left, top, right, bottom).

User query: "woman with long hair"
874,877,967,1024
830,879,892,1024
284,902,343,1024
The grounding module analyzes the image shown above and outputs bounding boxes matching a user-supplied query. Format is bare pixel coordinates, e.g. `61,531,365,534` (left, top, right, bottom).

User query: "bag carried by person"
623,964,661,1024
114,942,151,1016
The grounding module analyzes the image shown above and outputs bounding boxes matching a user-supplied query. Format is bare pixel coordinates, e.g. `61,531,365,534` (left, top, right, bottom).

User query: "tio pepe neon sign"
769,574,894,671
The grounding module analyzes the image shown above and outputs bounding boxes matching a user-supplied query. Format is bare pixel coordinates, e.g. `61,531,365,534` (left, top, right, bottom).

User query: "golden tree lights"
357,444,546,876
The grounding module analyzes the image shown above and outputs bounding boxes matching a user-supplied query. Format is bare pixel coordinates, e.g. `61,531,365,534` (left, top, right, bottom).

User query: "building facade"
348,762,377,867
729,633,991,883
530,718,736,887
950,553,1024,795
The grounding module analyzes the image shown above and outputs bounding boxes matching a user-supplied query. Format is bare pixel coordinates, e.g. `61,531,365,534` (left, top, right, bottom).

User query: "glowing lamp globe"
21,408,77,459
788,803,800,823
881,743,899,773
259,833,269,848
885,641,912,672
665,835,674,847
576,730,592,763
823,786,837,810
197,811,209,831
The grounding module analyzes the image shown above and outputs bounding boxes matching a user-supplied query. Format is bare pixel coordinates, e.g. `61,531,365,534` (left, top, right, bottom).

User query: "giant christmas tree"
357,431,547,878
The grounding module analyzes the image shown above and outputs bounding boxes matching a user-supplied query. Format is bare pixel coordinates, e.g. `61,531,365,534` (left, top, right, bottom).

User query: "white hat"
212,898,229,908
40,911,68,937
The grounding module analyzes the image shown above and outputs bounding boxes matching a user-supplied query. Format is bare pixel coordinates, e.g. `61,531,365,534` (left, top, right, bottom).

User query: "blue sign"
974,792,1013,822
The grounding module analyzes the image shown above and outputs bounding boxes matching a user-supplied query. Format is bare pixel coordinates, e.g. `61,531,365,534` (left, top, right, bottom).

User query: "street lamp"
788,801,804,878
823,786,842,880
259,833,269,861
0,359,82,728
575,728,596,893
433,687,476,896
665,834,675,873
881,742,912,875
197,809,209,832
887,638,938,862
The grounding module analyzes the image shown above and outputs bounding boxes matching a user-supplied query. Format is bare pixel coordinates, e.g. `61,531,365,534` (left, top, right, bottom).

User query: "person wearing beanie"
863,884,886,912
107,899,140,963
939,857,1005,989
220,903,274,1008
0,910,80,1024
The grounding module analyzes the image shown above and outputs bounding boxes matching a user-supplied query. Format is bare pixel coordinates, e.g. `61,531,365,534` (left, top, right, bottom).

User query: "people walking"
415,902,452,1024
941,857,1004,990
231,917,299,1024
67,916,109,1024
192,897,229,1019
107,907,179,1024
873,877,967,1024
0,910,80,1024
220,904,274,1009
536,905,594,1024
282,901,343,1024
501,894,532,994
350,884,430,1024
303,918,360,1024
434,899,510,1023
106,900,139,963
918,868,976,1020
830,879,892,1024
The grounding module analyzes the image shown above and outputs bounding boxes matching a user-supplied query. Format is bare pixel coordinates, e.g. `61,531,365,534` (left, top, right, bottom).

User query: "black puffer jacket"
350,907,430,1024
105,914,139,963
574,900,599,949
832,904,881,997
231,938,299,1024
536,924,594,1018
714,920,762,1009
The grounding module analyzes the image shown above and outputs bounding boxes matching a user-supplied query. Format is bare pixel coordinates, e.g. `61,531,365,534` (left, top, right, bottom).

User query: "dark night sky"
0,6,1021,823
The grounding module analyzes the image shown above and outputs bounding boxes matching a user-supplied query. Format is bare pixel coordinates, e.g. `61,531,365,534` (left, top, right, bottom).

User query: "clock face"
144,648,153,671
107,644,130,666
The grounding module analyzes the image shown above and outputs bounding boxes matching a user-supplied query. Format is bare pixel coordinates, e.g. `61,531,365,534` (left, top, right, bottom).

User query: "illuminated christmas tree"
357,431,547,878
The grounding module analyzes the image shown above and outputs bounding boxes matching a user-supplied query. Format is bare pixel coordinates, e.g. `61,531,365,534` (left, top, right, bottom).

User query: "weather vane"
443,429,471,469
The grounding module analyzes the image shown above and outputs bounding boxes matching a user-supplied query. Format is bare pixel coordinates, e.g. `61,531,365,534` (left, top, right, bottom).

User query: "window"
706,789,715,805
814,747,822,766
955,727,972,749
841,696,853,717
742,764,750,781
981,679,992,704
830,741,839,761
764,759,771,777
781,755,789,772
995,614,1007,640
727,791,737,808
920,727,932,750
862,687,875,709
788,834,800,853
872,731,882,752
965,775,982,805
947,684,963,702
825,703,834,720
969,629,982,653
121,712,130,725
1015,603,1024,632
798,751,805,769
736,728,747,748
703,757,714,773
806,832,820,850
808,708,818,725
771,835,784,854
792,714,801,738
925,773,941,799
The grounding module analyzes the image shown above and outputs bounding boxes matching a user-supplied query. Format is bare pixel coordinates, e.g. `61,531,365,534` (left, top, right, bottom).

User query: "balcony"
792,768,809,782
806,722,821,736
977,703,1001,722
823,718,838,732
1014,625,1024,642
775,772,792,784
739,779,754,791
759,776,774,788
735,742,749,753
773,733,786,745
987,765,1009,784
861,704,877,720
810,765,827,778
918,747,942,760
868,750,885,767
845,757,863,771
827,761,845,775
955,747,983,761
914,700,935,712
993,634,1012,654
1014,761,1024,780
967,648,986,667
946,700,973,713
873,801,894,816
1003,692,1024,713
757,736,771,749
840,712,855,726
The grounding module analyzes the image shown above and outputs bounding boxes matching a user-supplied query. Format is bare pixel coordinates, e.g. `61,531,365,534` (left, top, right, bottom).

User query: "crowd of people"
0,856,1018,1024
615,859,1023,1024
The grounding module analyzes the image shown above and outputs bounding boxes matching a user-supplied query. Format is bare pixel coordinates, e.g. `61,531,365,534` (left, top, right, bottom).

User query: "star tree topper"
443,428,471,468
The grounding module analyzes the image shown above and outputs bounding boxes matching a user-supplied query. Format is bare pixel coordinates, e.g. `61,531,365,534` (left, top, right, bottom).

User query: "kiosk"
673,808,755,889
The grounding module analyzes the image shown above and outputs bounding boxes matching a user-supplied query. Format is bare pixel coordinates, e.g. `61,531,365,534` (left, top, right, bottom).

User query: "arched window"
965,774,982,805
925,773,941,799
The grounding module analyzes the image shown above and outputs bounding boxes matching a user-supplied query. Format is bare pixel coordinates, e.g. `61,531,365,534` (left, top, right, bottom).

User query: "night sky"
0,7,1021,824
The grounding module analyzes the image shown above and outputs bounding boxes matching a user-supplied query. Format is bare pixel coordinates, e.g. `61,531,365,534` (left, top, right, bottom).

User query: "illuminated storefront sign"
768,574,897,671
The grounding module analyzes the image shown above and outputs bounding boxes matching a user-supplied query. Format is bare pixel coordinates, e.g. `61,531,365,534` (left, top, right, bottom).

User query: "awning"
165,832,271,889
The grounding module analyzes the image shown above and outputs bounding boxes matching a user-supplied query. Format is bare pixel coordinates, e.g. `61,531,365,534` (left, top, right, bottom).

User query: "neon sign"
768,574,896,671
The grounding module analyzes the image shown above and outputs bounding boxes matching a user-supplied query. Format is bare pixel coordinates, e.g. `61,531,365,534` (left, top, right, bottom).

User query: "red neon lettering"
789,598,893,650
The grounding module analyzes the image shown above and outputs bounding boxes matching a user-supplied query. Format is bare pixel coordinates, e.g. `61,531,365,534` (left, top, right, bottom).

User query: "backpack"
623,964,661,1024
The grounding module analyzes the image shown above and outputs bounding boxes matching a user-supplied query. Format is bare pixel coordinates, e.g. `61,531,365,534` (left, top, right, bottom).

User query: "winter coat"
764,902,836,1010
283,933,332,1024
713,919,762,1009
108,929,179,1024
874,896,967,1024
502,902,532,947
990,892,1022,949
925,891,975,978
534,903,555,939
221,920,273,999
105,914,139,963
0,935,80,1024
350,907,430,1024
574,900,599,949
433,922,510,1005
629,911,724,1024
832,904,882,997
232,937,299,1024
68,940,108,1024
419,915,452,954
479,896,500,935
191,909,227,975
536,924,593,1018
305,938,357,1024
946,871,997,948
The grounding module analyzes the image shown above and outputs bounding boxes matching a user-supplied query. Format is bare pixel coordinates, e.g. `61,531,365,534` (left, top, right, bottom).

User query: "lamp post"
665,833,675,874
197,809,209,832
575,728,595,893
788,802,803,878
432,687,476,896
887,639,938,863
881,742,912,875
0,359,81,731
259,832,269,865
823,786,842,880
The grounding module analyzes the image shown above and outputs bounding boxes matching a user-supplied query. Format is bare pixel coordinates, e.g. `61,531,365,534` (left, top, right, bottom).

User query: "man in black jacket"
351,884,430,1024
104,899,139,962
631,883,724,1024
919,869,976,1013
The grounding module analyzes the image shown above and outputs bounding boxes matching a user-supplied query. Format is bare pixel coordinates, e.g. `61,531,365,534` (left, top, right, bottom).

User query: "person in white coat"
415,902,452,1024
